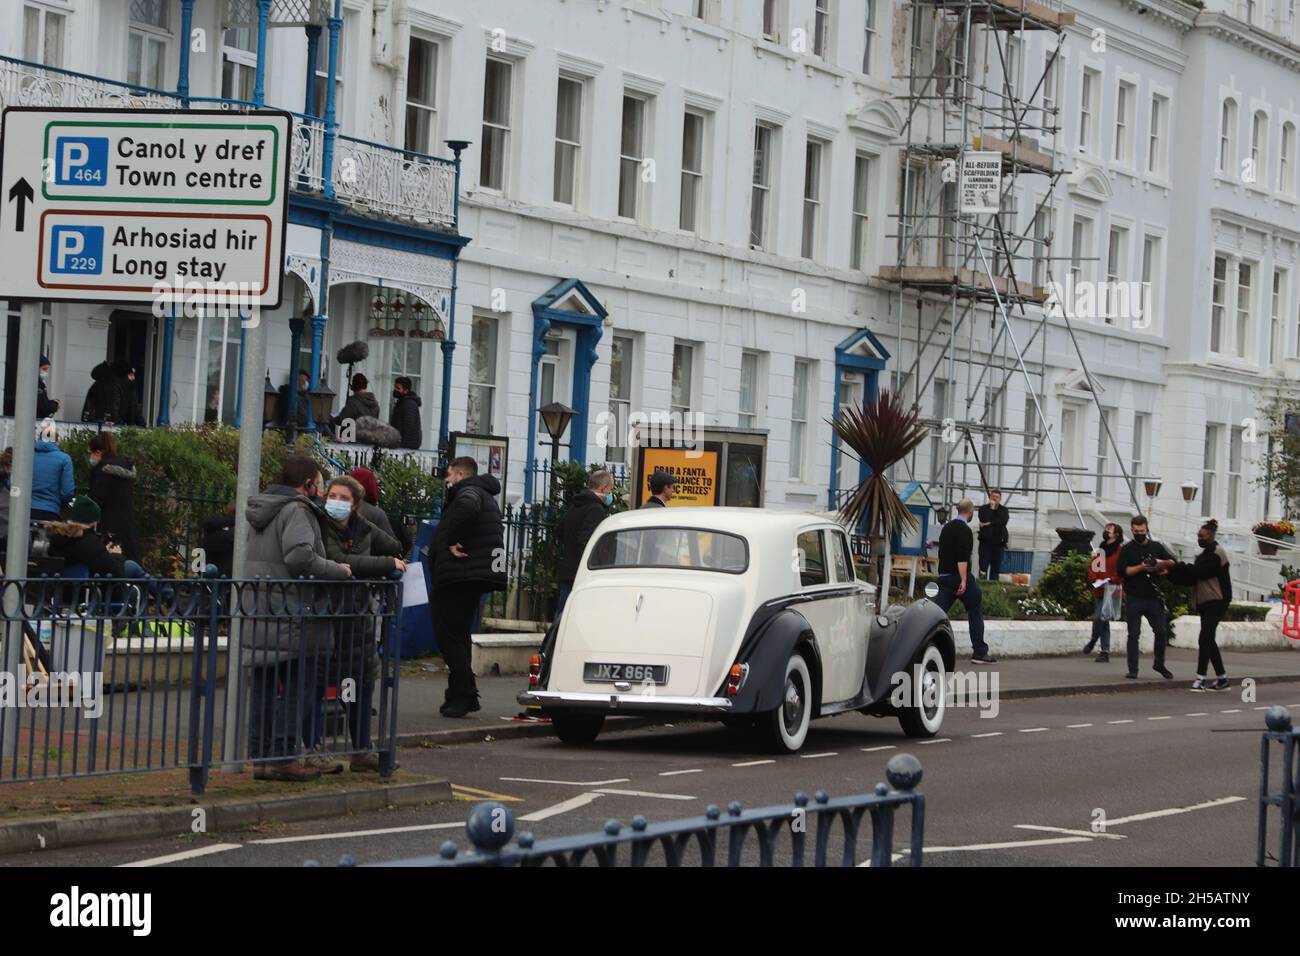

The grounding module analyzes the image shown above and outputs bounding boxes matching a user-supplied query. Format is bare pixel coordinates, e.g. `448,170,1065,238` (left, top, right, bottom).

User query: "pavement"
8,679,1297,868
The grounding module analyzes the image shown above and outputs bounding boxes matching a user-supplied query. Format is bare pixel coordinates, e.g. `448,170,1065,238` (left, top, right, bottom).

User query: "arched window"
1251,110,1269,186
1219,98,1238,173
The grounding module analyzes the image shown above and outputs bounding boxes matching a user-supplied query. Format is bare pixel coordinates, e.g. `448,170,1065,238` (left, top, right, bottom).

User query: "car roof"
597,507,848,539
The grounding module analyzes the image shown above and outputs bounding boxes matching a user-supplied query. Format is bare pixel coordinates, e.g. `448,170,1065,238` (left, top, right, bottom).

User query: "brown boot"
256,759,322,782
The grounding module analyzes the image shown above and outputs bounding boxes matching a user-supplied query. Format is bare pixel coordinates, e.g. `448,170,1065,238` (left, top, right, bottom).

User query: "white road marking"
118,843,243,866
1019,727,1049,733
800,752,838,759
919,738,951,745
1147,716,1172,721
1254,706,1271,710
658,768,703,776
518,792,605,822
250,822,464,845
593,788,695,801
1066,723,1093,729
856,851,908,867
500,777,630,787
1014,824,1126,841
1107,719,1134,725
861,745,896,753
732,759,775,767
1220,709,1242,714
971,732,1002,738
1105,795,1246,828
1185,712,1208,717
924,836,1093,853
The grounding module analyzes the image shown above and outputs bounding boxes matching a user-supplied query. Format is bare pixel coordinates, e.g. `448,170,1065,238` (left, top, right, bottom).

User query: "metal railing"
323,753,925,867
1259,705,1300,866
0,575,402,795
0,56,453,228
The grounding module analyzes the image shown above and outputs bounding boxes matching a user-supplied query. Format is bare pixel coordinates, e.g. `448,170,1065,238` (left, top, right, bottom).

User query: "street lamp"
310,377,336,434
1181,481,1199,546
538,401,576,501
262,372,280,427
1142,477,1162,520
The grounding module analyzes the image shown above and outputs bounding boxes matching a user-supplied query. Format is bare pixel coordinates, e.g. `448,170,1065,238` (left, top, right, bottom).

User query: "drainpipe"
157,305,175,424
312,222,332,432
438,140,468,452
177,0,194,107
253,0,271,107
233,324,247,425
391,0,411,148
322,0,342,200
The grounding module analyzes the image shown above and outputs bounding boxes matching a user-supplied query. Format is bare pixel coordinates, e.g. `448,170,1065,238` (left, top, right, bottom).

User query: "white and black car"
519,508,954,753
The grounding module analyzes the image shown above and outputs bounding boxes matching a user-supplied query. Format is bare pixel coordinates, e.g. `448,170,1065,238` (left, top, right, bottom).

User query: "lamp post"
1142,477,1162,521
310,377,337,436
1181,481,1199,548
262,372,280,428
538,401,576,503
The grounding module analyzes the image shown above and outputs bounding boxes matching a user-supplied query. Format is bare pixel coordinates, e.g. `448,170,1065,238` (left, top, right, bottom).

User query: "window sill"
753,38,797,65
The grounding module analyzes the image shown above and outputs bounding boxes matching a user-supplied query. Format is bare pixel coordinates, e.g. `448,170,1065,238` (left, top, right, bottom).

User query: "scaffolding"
878,0,1144,547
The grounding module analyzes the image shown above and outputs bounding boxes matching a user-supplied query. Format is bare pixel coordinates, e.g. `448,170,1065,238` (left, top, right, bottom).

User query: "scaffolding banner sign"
0,107,291,306
960,151,1003,215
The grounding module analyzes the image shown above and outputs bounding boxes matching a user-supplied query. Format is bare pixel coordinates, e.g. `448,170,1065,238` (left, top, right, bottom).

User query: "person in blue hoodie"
31,436,75,521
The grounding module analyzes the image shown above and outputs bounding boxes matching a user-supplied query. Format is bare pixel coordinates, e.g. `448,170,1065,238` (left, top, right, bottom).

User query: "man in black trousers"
1116,514,1176,680
431,456,507,717
933,499,997,664
977,489,1009,580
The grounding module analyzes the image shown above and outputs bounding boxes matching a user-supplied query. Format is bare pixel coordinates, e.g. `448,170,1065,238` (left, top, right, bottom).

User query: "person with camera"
1116,514,1176,680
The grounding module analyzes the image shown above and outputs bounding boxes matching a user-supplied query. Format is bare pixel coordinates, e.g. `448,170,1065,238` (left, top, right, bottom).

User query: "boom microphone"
336,341,369,365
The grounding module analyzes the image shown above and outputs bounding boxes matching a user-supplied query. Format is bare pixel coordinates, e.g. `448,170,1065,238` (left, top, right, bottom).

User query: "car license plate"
583,662,669,685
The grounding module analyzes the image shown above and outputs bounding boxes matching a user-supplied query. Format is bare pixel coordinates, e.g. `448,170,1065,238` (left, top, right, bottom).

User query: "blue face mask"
602,491,614,507
324,500,351,522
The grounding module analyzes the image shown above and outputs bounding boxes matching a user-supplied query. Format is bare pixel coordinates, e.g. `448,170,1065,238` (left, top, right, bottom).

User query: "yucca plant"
832,388,930,589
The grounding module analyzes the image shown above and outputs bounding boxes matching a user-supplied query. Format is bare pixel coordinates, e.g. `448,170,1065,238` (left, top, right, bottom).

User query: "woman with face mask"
1084,523,1124,662
87,433,141,562
1169,519,1232,691
311,475,406,772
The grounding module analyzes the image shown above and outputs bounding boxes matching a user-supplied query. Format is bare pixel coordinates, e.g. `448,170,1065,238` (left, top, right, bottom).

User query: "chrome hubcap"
783,676,804,734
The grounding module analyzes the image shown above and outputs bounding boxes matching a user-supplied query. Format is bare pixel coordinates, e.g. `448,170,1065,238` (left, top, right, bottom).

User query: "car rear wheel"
898,641,946,738
550,712,605,744
761,652,812,753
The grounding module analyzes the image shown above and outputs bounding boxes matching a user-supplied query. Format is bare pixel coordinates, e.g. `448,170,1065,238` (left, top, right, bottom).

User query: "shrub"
1028,553,1093,620
1018,596,1068,618
1222,604,1270,622
374,452,443,519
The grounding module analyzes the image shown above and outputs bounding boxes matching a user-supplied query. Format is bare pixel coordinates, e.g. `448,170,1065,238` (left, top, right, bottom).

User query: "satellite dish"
924,582,940,599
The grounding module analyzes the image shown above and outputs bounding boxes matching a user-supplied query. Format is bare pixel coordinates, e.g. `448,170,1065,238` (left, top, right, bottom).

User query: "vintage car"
519,508,955,753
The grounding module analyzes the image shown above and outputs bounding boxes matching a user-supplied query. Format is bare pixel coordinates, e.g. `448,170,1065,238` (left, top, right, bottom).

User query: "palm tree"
832,388,929,591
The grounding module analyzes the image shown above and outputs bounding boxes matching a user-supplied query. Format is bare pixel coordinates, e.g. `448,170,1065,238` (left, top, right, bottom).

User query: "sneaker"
1210,677,1230,691
1125,672,1138,679
1094,652,1110,663
440,699,479,718
305,750,345,774
254,759,321,782
970,654,998,665
1190,678,1206,692
349,752,383,773
1153,666,1174,680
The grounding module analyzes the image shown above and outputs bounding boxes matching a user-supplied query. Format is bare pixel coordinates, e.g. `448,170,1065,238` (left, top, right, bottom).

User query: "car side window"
830,531,853,584
796,530,827,588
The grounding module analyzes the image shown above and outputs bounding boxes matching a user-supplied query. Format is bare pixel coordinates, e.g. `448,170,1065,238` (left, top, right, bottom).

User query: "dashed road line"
118,844,243,866
971,731,1002,738
1221,709,1242,714
1147,716,1172,721
861,745,896,752
800,752,838,759
659,768,703,776
919,738,951,745
732,759,775,767
1186,712,1208,717
1108,719,1134,725
1019,727,1049,733
1066,723,1093,729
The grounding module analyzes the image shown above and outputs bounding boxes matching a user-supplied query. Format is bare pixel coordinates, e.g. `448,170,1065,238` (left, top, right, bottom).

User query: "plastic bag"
1099,583,1122,622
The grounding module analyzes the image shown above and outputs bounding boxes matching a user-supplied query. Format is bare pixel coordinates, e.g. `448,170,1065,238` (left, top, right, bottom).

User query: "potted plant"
1253,520,1295,555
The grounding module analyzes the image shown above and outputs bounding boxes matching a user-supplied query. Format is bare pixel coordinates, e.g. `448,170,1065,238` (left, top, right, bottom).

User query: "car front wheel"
550,712,605,744
898,641,946,738
761,652,812,753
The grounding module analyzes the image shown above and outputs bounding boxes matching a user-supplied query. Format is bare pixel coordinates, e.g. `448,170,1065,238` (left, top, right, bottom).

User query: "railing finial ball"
885,753,924,791
874,783,889,796
793,792,808,807
727,801,743,817
814,790,830,804
337,854,356,867
438,841,459,859
304,859,320,867
1265,705,1293,733
466,800,515,851
604,819,622,835
631,815,648,831
705,804,721,820
517,832,535,849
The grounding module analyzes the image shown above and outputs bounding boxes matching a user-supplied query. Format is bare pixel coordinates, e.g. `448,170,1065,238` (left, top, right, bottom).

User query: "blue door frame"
525,279,608,503
828,328,891,510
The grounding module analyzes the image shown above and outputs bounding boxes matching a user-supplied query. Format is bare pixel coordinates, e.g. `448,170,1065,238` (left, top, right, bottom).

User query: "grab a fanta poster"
641,448,719,506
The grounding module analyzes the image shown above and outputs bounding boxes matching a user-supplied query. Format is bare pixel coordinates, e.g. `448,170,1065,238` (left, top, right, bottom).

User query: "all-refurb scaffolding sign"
959,150,1002,216
0,107,290,307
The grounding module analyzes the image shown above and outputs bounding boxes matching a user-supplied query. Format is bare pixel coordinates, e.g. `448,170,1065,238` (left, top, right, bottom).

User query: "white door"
790,529,864,704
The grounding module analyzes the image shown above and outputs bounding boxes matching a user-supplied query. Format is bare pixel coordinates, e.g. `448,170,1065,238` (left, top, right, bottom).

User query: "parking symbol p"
49,225,104,275
53,136,108,186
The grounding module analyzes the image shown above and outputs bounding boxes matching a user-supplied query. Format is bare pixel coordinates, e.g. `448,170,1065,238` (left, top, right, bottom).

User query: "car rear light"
528,654,543,687
726,663,749,696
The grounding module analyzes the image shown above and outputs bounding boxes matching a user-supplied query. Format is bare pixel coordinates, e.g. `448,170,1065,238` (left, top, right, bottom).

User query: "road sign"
0,107,291,307
960,150,1003,215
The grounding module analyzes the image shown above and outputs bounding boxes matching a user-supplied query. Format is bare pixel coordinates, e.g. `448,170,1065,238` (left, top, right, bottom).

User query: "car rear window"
587,527,749,573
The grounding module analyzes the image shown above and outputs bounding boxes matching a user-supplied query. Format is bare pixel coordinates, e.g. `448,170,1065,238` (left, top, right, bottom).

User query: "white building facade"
3,0,1300,564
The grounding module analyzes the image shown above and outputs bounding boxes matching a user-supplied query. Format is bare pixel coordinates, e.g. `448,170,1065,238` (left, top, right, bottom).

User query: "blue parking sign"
49,225,104,275
53,136,108,186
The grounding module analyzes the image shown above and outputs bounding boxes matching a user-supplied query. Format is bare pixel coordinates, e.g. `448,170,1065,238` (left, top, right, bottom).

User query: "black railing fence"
1259,705,1300,866
0,575,402,795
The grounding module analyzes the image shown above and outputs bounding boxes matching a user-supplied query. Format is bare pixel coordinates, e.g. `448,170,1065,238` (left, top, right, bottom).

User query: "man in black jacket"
1116,514,1176,680
37,356,60,419
556,469,614,617
431,456,507,717
934,499,996,664
642,470,675,507
390,376,423,449
977,489,1009,580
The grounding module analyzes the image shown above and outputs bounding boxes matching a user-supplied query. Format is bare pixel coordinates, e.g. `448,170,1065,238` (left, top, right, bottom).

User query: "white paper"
402,563,429,608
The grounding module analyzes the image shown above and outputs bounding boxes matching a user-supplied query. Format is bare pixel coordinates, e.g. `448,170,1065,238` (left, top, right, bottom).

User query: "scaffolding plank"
877,266,1048,304
979,135,1058,176
926,0,1074,32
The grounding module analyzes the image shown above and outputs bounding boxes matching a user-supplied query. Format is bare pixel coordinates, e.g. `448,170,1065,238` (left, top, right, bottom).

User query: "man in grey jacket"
244,456,352,781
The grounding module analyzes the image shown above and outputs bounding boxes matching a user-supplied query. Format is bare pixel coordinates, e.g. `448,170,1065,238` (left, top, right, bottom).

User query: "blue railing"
1258,705,1300,866
317,753,925,867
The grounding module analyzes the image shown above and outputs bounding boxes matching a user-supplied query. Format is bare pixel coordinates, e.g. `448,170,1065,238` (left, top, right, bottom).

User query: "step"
471,632,543,676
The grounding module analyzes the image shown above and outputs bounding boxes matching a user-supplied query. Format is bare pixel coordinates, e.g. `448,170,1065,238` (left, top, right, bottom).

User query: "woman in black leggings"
1173,519,1231,691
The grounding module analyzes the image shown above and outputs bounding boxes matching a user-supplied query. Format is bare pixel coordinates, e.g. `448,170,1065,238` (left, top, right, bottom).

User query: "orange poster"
640,448,719,506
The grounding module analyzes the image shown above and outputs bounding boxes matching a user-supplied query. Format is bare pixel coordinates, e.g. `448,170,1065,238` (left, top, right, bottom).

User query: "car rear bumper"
518,690,733,713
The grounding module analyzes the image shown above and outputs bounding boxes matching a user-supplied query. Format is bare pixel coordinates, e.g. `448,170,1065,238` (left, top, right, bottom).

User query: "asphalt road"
5,680,1296,869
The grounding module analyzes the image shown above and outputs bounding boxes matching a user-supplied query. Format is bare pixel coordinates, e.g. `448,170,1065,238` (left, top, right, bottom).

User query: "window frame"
801,138,825,260
679,109,707,234
466,312,499,435
405,33,441,154
553,74,585,206
791,359,811,481
479,56,515,193
617,91,650,221
750,122,776,250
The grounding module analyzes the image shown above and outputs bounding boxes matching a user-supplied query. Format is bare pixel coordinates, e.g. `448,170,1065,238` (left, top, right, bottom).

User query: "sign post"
0,107,290,763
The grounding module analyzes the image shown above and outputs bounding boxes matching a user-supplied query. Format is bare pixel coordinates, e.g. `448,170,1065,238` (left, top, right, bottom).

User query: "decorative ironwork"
0,55,180,112
326,754,926,868
334,135,457,229
223,0,330,28
1259,706,1300,866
